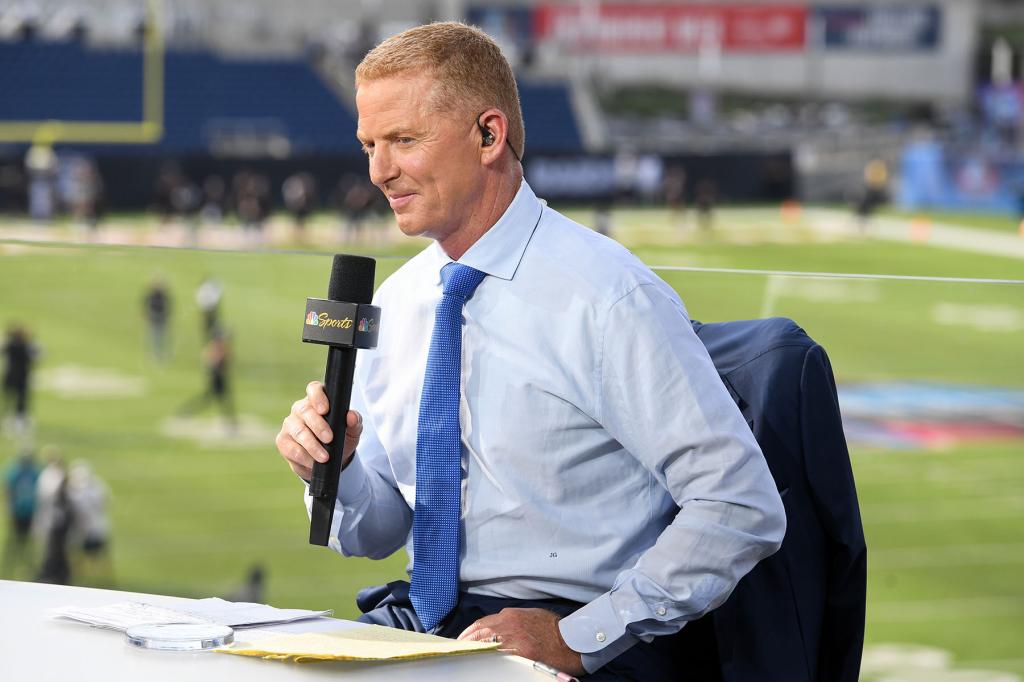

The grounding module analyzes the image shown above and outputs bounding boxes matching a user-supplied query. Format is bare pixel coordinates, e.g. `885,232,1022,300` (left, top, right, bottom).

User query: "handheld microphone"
301,254,380,546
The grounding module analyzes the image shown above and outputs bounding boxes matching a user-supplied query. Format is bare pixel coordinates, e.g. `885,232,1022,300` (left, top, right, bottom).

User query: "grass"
1,207,1022,676
878,206,1024,234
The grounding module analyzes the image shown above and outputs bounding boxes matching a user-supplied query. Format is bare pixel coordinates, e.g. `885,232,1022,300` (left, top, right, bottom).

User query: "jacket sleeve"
800,345,867,682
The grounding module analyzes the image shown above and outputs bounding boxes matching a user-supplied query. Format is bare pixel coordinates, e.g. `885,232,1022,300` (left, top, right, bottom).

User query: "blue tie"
410,262,487,630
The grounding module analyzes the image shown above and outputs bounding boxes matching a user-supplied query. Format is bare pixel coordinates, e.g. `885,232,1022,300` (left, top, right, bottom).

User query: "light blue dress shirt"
306,180,786,673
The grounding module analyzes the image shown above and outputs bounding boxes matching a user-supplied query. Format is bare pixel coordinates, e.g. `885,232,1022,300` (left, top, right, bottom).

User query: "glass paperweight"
125,623,234,651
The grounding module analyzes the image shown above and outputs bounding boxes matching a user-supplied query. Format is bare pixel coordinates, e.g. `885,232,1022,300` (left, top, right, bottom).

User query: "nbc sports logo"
305,311,319,326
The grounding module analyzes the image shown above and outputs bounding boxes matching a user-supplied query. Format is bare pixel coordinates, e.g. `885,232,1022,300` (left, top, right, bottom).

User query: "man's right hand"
275,381,363,480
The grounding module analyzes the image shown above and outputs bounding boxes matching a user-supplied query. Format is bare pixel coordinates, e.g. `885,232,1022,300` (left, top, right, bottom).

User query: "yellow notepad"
219,623,500,663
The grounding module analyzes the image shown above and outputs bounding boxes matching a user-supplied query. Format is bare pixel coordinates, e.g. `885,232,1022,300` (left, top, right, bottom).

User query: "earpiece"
475,112,520,162
477,120,495,147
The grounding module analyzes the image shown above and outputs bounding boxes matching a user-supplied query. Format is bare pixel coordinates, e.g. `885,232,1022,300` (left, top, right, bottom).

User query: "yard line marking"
862,643,1023,682
870,542,1024,568
870,596,1024,622
651,264,1024,286
868,499,1024,520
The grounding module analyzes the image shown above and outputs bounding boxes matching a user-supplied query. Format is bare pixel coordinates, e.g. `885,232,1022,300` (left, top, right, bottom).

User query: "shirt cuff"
300,451,368,509
335,451,370,506
558,592,640,674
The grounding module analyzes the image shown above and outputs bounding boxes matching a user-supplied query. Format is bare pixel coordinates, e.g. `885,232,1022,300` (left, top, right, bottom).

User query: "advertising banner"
533,4,807,53
816,5,941,51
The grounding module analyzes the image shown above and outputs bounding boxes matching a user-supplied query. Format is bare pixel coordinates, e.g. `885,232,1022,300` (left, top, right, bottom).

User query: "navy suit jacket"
681,317,867,682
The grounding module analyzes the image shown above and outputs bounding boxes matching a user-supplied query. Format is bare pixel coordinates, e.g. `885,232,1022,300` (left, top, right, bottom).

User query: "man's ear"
477,109,511,164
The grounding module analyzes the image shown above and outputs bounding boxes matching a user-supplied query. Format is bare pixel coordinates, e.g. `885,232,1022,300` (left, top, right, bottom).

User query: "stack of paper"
51,599,332,631
221,623,500,663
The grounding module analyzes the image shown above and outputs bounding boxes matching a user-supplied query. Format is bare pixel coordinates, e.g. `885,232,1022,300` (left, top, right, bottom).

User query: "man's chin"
394,215,428,238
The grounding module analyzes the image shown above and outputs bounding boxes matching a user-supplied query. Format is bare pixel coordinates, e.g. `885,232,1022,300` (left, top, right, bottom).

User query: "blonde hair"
355,22,525,161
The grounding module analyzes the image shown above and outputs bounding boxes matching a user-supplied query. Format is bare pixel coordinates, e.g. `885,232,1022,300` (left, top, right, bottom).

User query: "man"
275,23,785,679
2,325,38,435
195,276,223,340
178,330,235,428
142,277,171,363
2,449,41,577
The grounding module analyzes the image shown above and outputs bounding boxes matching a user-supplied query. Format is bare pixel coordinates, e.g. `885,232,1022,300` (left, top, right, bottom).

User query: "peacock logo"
305,310,318,326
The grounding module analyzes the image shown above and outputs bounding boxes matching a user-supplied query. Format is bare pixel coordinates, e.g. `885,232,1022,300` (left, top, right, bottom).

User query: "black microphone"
301,254,380,546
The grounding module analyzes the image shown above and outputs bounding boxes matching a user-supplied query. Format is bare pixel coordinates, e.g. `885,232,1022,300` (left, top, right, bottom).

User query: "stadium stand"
0,39,583,156
0,41,356,154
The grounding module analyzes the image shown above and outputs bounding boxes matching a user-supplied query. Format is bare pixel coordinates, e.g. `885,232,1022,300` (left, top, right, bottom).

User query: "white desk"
0,580,546,682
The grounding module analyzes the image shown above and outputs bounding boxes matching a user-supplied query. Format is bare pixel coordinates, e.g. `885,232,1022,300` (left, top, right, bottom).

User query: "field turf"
2,206,1022,677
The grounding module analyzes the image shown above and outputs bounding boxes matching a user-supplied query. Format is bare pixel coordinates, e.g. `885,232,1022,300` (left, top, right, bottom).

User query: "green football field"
1,206,1022,678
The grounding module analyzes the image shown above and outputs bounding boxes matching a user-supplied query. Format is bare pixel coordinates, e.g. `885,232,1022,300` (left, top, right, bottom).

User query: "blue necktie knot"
441,263,486,300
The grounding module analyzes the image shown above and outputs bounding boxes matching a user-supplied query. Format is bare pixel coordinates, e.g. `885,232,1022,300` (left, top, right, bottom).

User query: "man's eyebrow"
356,128,419,144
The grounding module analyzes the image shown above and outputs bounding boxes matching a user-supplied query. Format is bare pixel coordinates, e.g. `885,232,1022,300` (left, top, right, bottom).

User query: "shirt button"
656,606,667,617
595,632,606,643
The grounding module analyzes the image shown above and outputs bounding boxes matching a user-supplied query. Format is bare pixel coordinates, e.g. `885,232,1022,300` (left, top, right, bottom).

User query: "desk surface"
0,580,546,682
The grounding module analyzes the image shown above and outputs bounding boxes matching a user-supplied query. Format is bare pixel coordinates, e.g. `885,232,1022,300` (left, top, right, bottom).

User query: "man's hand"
457,608,585,676
275,380,362,480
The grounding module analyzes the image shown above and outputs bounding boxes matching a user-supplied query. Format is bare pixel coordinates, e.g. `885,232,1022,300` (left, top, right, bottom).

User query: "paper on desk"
52,602,210,631
183,598,332,627
219,623,500,663
51,599,332,631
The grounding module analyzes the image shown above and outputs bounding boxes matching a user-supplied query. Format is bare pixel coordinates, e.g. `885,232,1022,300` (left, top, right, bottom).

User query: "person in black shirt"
36,466,73,585
178,330,235,428
2,326,39,434
142,279,172,363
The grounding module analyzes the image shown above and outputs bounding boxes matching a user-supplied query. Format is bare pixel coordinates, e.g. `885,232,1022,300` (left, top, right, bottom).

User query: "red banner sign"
534,4,807,52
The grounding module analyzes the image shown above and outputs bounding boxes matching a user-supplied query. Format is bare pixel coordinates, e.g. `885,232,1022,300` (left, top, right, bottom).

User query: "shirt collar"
428,179,543,284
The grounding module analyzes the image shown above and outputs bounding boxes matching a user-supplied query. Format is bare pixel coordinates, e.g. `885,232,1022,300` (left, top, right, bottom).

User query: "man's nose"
368,145,399,188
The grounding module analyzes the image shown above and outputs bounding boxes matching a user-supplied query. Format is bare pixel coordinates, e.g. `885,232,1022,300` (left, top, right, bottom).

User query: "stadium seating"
0,40,583,156
0,40,357,154
518,81,582,153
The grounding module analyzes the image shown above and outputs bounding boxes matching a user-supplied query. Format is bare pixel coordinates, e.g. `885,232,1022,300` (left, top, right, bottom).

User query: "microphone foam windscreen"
328,254,376,303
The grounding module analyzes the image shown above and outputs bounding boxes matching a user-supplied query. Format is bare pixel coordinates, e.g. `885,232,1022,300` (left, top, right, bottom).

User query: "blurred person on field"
36,459,73,585
2,325,39,436
233,170,271,244
25,144,58,223
142,278,172,363
195,276,223,341
663,165,687,229
854,159,889,233
170,174,202,244
274,23,783,680
178,329,236,429
695,179,717,231
67,460,113,582
153,162,183,224
227,563,266,603
282,172,318,240
2,449,41,578
32,448,65,543
334,175,376,244
199,175,228,225
66,157,103,234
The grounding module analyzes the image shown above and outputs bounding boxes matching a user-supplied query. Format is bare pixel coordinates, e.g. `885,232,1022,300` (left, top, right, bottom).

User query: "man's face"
356,72,483,243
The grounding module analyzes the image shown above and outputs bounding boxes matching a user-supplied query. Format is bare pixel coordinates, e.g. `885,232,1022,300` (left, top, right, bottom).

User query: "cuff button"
595,632,606,643
656,606,667,616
